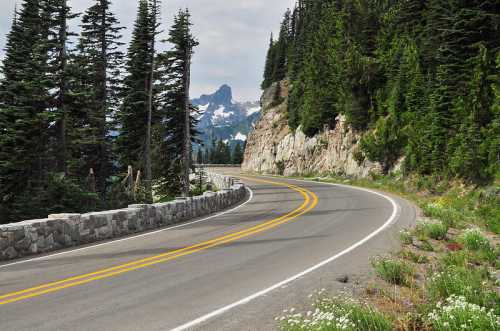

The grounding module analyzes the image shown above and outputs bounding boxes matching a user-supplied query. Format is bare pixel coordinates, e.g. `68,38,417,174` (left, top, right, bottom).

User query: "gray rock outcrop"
242,80,382,177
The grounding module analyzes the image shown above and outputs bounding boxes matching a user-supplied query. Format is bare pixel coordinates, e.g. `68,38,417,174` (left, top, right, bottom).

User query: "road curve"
0,170,417,330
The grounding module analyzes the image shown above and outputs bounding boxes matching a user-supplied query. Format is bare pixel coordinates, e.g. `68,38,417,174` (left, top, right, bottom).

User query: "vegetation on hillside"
0,0,199,223
263,0,499,183
196,140,245,165
277,173,499,331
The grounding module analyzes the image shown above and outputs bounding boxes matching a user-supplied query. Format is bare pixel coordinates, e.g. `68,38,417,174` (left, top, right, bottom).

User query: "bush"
279,297,392,331
372,257,413,286
399,229,413,245
458,228,491,251
4,173,102,223
426,266,498,310
400,250,429,264
440,251,469,268
421,202,462,228
416,219,448,240
426,295,499,331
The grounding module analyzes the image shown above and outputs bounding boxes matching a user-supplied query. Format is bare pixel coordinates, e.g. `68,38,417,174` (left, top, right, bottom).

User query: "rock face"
242,81,382,177
0,172,246,261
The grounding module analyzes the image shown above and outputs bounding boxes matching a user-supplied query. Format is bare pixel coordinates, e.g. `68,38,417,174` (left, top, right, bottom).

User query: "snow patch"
234,132,247,141
213,106,233,120
197,103,210,120
198,103,210,111
246,106,261,116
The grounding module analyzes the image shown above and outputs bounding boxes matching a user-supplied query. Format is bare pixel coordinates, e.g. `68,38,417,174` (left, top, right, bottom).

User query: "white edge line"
170,177,401,331
0,187,254,270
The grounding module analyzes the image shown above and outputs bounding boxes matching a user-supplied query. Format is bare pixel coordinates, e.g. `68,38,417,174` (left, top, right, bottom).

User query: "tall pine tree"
69,0,124,192
117,0,152,177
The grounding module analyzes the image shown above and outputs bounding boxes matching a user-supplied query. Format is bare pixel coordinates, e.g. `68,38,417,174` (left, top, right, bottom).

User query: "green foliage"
231,142,244,164
415,219,448,240
116,0,151,171
68,0,125,192
154,9,199,198
426,295,499,331
280,296,392,331
426,265,498,310
0,0,200,222
458,228,492,252
371,256,413,286
399,250,429,264
262,0,500,184
360,113,405,174
1,174,101,223
399,229,413,245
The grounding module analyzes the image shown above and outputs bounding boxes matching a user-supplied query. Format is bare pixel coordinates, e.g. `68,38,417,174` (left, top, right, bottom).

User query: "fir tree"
69,0,124,192
0,0,49,222
155,9,199,197
232,142,244,164
39,0,79,174
261,33,275,90
117,0,152,174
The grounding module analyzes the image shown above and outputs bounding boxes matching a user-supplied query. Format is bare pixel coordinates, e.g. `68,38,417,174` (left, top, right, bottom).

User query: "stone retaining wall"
0,174,246,261
205,172,236,190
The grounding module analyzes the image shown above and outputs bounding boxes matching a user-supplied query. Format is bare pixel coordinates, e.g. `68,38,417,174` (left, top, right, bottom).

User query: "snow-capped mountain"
192,84,261,148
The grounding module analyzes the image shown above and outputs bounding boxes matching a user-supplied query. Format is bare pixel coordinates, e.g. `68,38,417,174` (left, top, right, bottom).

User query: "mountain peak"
213,84,232,105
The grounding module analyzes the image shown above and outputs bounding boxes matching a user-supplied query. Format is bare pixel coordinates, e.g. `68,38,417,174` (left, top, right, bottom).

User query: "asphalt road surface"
0,169,417,330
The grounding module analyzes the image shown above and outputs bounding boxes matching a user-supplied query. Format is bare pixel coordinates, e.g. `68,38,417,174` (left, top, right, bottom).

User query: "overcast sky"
0,0,295,101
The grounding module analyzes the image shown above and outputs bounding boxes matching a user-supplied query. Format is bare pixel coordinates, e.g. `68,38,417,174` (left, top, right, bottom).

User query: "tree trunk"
144,0,157,203
98,0,108,193
182,38,192,197
58,0,68,175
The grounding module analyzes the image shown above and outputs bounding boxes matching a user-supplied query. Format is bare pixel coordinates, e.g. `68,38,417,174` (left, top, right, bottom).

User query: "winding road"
0,169,417,330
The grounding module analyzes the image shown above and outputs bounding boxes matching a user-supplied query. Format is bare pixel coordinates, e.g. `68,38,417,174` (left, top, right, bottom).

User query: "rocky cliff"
242,81,382,177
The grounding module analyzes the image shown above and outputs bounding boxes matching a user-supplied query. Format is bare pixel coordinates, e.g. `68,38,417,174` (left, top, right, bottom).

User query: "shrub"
399,229,413,245
421,202,461,228
458,228,491,251
416,219,448,240
279,297,392,331
400,250,429,264
426,295,499,331
440,251,469,268
372,257,413,286
426,266,498,309
419,240,434,252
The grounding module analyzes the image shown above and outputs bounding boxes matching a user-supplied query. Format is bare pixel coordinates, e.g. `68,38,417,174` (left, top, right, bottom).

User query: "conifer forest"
0,0,198,223
263,0,499,180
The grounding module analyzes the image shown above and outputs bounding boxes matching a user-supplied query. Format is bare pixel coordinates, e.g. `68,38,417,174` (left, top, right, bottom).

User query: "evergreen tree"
232,142,244,164
39,0,79,174
117,0,151,173
69,0,124,192
261,33,275,90
0,0,48,222
155,9,198,197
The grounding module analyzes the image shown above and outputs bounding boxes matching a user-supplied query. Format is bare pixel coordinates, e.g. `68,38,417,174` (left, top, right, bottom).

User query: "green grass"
419,239,435,252
440,250,469,268
399,229,413,245
399,249,429,264
415,219,448,240
426,266,498,311
275,172,500,331
279,297,392,331
372,257,414,286
458,228,492,251
426,295,500,331
298,173,499,235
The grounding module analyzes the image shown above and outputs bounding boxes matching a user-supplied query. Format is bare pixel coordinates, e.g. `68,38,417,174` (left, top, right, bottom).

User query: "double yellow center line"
0,176,318,305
